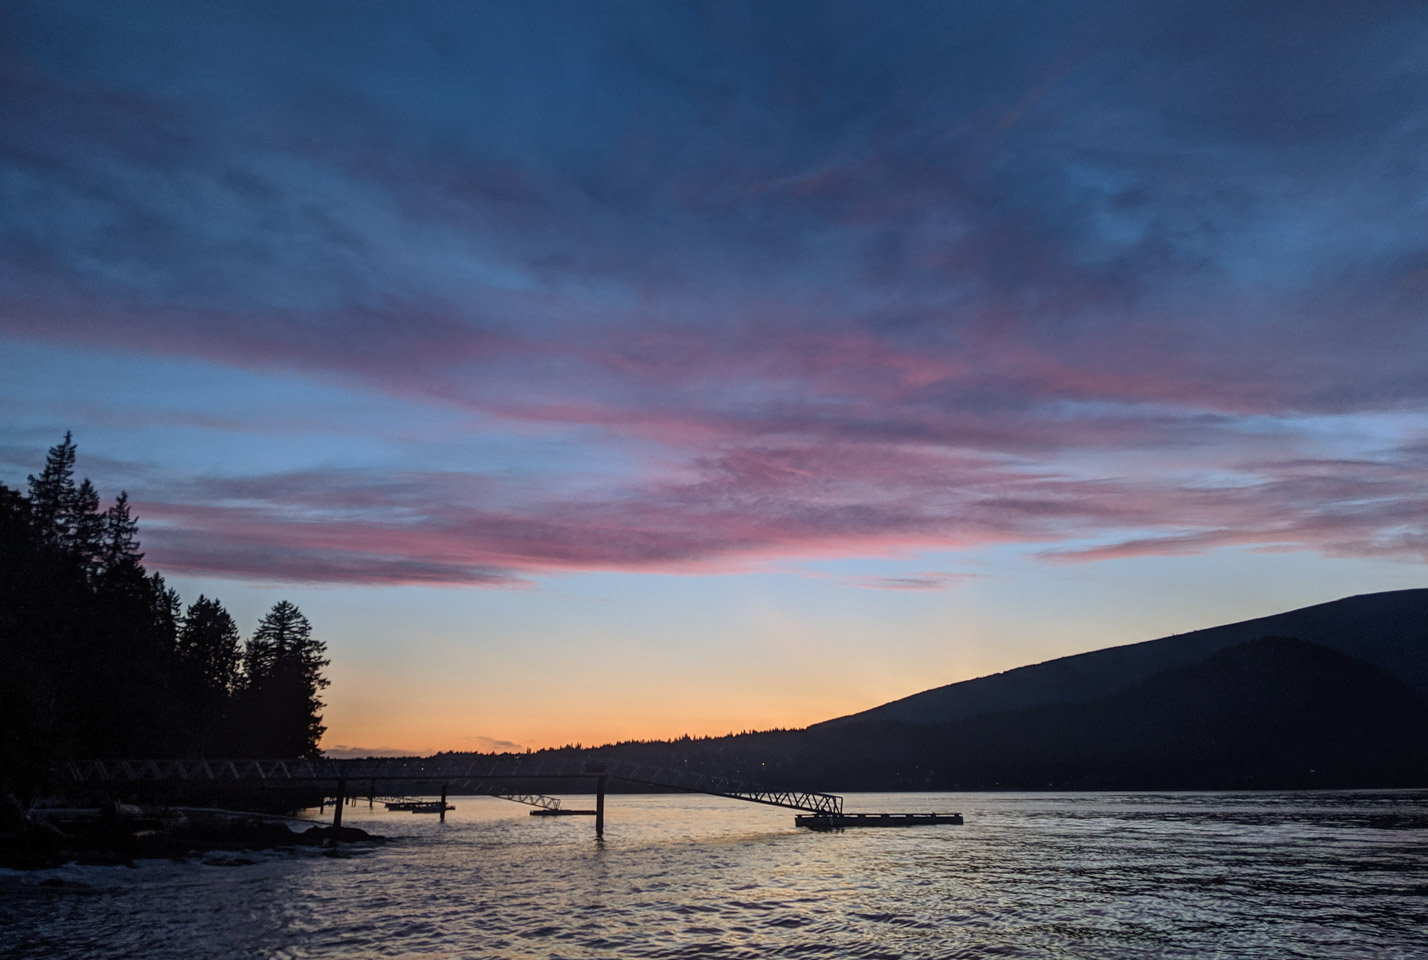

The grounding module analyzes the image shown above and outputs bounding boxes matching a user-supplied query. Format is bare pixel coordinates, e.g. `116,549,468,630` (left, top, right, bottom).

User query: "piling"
440,784,448,823
333,778,346,828
595,774,606,839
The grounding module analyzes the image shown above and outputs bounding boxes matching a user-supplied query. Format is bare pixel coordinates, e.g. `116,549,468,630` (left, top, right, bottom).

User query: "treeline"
1,434,329,792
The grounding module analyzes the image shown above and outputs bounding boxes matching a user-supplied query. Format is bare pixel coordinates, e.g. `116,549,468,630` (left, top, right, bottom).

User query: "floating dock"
795,812,963,830
529,808,597,817
384,800,454,813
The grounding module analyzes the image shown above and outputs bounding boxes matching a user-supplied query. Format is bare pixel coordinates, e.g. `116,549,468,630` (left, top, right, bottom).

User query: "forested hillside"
455,607,1428,792
816,589,1428,729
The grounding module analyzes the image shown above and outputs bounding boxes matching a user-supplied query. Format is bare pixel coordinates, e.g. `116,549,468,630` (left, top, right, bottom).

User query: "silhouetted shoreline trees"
0,434,331,794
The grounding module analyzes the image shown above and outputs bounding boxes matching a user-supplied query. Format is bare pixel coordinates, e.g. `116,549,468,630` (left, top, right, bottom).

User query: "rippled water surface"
4,791,1427,959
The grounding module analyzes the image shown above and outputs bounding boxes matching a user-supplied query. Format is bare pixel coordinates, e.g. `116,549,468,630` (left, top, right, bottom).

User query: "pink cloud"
853,571,985,591
121,439,1428,586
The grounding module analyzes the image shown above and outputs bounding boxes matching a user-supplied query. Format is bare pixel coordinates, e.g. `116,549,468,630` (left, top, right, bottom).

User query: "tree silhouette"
240,601,330,757
26,431,76,543
101,490,142,571
178,596,242,695
175,595,242,754
2,435,338,795
69,478,104,577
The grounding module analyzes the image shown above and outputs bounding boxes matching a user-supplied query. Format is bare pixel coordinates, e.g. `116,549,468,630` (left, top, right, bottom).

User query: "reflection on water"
3,791,1426,959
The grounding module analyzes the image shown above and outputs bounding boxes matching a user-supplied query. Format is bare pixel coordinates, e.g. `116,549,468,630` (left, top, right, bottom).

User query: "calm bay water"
3,791,1426,959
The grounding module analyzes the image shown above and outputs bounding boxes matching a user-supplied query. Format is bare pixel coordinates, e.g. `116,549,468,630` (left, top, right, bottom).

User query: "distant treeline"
1,434,330,794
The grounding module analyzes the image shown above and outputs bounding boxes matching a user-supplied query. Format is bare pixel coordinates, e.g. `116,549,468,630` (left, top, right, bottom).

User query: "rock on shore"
0,801,382,870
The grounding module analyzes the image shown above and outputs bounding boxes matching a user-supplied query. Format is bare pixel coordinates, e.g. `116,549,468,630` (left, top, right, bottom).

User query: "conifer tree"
176,595,242,754
68,478,104,575
241,601,329,757
178,595,242,696
101,491,143,570
242,619,278,685
26,432,76,543
148,572,182,648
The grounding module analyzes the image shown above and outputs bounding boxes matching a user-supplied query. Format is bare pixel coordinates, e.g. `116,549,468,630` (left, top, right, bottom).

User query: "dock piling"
440,784,447,823
332,778,346,828
595,774,606,839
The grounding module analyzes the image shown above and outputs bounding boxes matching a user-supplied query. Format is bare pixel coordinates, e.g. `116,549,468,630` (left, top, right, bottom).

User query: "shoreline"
0,804,382,871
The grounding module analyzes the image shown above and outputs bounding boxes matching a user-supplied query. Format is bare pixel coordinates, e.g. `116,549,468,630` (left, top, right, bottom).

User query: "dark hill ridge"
879,636,1428,789
446,589,1428,790
524,635,1428,790
814,588,1428,729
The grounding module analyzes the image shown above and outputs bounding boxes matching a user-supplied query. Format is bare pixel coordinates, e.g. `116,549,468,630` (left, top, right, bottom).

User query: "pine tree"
242,620,278,687
241,601,330,757
175,595,242,754
101,491,143,571
68,478,104,575
177,595,242,696
148,572,182,648
27,432,76,543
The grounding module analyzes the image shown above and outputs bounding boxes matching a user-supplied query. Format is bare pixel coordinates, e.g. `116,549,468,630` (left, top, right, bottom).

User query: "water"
3,791,1427,959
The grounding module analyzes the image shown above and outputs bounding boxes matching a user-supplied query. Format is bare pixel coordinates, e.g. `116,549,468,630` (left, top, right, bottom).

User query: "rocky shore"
0,797,381,870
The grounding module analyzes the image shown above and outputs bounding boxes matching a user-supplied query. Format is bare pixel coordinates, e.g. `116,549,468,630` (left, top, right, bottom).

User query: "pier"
63,757,957,836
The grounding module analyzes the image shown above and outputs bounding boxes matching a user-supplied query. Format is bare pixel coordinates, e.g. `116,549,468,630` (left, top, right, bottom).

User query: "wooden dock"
384,800,453,813
795,812,963,830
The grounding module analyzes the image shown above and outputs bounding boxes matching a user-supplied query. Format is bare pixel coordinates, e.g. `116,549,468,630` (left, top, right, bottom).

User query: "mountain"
814,588,1428,729
798,636,1428,789
553,634,1428,791
475,589,1428,790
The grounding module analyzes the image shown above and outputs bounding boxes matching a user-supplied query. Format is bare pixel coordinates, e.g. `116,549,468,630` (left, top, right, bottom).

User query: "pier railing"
64,755,843,815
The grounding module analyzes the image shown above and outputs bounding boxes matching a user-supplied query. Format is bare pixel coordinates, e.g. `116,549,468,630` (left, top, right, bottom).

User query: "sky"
1,1,1425,755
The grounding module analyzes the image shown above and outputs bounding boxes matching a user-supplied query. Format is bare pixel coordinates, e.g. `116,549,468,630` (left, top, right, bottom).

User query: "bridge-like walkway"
64,756,843,836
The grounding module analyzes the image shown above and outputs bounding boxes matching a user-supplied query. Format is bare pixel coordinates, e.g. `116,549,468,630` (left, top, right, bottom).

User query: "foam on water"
2,791,1426,959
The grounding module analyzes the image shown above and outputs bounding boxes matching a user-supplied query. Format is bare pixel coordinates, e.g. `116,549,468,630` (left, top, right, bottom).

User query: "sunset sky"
2,1,1425,755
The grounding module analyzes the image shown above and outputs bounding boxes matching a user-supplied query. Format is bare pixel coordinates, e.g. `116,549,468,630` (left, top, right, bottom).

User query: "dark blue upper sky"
2,1,1424,747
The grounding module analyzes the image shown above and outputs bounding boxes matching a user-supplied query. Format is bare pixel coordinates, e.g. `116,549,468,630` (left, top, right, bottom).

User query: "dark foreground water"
3,791,1427,959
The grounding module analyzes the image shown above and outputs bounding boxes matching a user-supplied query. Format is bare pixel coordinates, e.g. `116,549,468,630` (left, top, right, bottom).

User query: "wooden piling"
333,778,346,828
595,774,606,839
440,784,448,823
